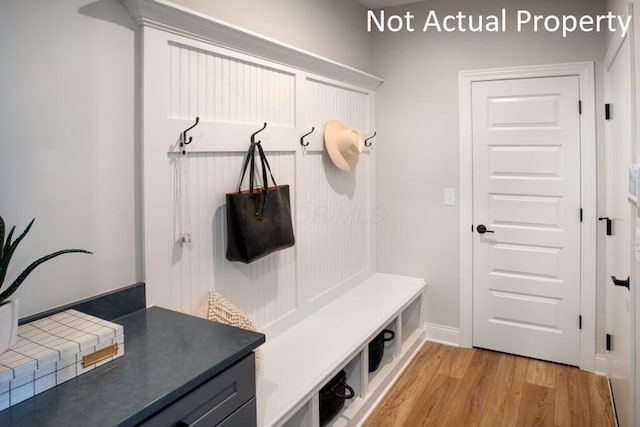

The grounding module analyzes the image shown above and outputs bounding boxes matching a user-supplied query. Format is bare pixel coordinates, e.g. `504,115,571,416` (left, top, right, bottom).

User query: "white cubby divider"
256,273,427,427
283,399,316,427
401,297,423,347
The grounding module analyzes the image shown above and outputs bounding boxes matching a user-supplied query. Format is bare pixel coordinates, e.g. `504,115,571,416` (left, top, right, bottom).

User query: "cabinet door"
141,354,255,426
216,397,256,427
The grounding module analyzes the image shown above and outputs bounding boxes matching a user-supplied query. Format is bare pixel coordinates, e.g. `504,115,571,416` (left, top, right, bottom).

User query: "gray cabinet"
218,398,256,427
141,354,256,426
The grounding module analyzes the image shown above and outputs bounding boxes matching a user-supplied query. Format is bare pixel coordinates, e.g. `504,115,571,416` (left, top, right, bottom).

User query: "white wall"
0,0,140,317
171,0,373,72
605,0,640,156
372,0,608,350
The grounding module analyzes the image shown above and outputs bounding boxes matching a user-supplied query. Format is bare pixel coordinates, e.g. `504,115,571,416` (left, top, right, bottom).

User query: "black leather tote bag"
319,370,355,426
368,329,395,372
226,142,295,263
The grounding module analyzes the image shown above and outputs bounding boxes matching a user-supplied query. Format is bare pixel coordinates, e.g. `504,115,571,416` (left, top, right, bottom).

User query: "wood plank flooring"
363,342,614,427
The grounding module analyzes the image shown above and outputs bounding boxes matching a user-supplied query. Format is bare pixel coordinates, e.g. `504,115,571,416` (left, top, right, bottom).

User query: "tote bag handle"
236,142,278,192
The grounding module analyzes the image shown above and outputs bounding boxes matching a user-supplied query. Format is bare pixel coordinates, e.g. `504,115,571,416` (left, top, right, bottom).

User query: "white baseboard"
424,323,604,374
595,353,608,376
424,322,461,347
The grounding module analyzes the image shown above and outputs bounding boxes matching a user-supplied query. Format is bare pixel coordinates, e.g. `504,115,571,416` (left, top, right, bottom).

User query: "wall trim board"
424,322,461,347
424,323,608,375
121,0,383,90
459,62,598,372
607,377,619,425
596,353,608,377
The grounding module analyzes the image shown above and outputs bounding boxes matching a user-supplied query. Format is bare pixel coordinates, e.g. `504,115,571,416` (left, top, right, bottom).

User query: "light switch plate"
444,188,456,206
629,165,639,205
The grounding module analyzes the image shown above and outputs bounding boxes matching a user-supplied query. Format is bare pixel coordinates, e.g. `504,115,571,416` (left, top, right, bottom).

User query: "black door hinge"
605,103,611,120
580,208,583,222
606,333,613,351
579,100,582,114
579,315,582,330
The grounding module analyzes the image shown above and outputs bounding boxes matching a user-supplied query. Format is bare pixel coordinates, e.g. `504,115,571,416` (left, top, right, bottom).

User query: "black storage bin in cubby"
368,329,395,373
319,370,355,426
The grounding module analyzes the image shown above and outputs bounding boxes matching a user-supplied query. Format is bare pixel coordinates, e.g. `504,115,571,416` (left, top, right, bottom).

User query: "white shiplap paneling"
296,152,372,304
141,27,376,336
169,151,297,328
169,42,295,127
306,78,370,133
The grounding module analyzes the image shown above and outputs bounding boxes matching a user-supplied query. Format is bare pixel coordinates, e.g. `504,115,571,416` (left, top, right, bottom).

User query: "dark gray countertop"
0,306,265,426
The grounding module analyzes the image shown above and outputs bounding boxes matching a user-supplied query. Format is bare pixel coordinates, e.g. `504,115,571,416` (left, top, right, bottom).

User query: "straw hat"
324,120,365,171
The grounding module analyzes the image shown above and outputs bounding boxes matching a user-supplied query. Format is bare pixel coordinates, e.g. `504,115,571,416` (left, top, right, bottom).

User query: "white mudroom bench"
256,273,427,427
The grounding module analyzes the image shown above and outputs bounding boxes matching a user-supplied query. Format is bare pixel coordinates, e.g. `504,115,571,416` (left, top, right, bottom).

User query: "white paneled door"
471,76,582,365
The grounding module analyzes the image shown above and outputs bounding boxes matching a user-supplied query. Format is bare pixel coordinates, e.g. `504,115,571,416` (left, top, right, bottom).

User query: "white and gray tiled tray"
0,309,124,410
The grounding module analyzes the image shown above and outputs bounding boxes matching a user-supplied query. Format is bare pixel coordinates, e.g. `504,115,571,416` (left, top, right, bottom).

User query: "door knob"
611,276,630,290
476,224,495,234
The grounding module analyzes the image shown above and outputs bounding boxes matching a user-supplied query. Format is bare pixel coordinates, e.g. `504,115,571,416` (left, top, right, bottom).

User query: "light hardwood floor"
363,342,614,427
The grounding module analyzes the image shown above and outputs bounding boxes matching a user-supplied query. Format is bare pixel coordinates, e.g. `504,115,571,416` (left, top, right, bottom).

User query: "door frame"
603,4,636,424
458,62,597,371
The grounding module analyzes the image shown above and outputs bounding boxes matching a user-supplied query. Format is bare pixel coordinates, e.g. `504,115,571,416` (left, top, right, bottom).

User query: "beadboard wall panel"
169,42,295,126
306,78,370,134
296,152,372,304
168,152,297,325
140,26,378,334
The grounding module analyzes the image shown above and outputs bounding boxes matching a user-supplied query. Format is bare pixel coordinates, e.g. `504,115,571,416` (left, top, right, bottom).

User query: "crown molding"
121,0,384,90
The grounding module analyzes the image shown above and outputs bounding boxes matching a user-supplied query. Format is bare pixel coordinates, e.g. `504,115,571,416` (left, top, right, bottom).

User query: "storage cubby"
311,352,365,427
283,399,316,427
367,318,399,392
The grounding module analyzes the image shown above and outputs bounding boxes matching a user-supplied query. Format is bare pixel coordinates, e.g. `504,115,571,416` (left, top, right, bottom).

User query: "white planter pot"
0,300,18,354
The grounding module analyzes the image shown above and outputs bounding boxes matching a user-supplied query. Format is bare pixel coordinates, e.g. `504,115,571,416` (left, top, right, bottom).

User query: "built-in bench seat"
256,273,427,427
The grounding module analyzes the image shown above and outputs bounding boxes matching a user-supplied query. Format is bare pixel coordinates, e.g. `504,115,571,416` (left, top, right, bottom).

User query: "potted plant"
0,215,91,353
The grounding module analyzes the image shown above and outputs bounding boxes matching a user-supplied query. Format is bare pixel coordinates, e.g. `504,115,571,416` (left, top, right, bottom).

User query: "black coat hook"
180,117,200,154
300,127,315,147
364,131,376,147
251,122,267,144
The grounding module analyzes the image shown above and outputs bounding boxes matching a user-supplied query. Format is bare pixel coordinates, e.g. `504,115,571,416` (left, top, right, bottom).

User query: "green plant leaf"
3,226,15,259
0,219,34,290
9,218,34,254
0,249,92,304
0,215,5,260
0,226,17,289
